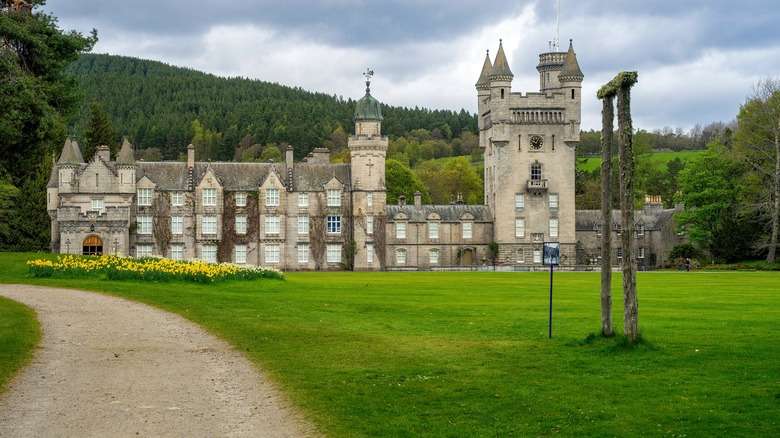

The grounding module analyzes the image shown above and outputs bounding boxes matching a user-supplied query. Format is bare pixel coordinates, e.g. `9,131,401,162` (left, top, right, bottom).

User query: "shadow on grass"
574,331,654,353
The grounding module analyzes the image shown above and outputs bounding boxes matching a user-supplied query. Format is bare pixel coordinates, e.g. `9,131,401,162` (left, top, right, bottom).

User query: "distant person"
684,258,691,272
678,257,684,271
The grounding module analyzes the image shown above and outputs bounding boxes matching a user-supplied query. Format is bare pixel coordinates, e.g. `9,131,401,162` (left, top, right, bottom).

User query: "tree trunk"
618,84,638,342
768,129,779,263
600,96,614,337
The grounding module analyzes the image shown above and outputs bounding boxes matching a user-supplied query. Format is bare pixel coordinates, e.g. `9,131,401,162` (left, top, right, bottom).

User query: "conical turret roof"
57,136,84,165
489,40,513,79
559,40,584,80
475,50,492,88
116,136,136,165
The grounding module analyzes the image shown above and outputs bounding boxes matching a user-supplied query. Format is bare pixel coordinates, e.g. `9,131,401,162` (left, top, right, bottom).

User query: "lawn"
577,150,702,173
1,252,778,436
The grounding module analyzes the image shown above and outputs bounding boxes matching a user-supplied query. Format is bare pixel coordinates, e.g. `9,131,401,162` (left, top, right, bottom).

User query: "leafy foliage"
385,159,431,205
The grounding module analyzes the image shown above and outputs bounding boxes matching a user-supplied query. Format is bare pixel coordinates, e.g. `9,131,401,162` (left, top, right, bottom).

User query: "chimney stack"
414,191,421,209
187,144,195,168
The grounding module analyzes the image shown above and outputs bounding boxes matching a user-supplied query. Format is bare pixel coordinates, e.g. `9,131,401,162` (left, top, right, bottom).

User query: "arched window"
82,236,103,256
531,162,542,180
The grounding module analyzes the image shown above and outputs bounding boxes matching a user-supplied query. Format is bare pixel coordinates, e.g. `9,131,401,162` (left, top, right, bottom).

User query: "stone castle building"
47,40,683,270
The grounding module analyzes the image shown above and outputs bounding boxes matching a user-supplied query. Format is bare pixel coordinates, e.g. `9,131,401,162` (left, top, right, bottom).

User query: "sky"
43,0,780,133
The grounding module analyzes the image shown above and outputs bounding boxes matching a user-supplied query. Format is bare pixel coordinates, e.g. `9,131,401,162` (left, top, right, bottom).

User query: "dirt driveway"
0,285,317,437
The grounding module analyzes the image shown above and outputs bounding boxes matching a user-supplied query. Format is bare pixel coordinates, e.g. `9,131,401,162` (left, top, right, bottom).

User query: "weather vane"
364,68,374,92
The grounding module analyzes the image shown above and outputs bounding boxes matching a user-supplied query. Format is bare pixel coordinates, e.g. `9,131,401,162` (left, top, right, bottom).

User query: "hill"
66,54,478,160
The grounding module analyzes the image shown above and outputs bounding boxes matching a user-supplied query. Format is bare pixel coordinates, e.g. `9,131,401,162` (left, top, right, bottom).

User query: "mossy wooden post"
598,71,638,341
596,87,615,337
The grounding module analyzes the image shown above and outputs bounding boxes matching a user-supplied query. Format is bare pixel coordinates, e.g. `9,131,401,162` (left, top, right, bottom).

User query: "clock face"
530,135,544,150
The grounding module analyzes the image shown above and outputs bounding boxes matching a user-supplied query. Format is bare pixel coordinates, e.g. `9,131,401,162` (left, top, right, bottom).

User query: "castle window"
202,244,217,263
236,215,247,235
202,188,216,206
171,243,183,261
501,89,505,99
367,192,373,207
138,188,153,206
462,222,473,239
265,215,280,235
531,163,542,181
266,188,279,207
516,248,525,263
429,249,439,264
137,215,152,235
549,218,559,238
396,222,406,239
327,189,341,207
366,215,374,235
429,222,439,239
91,199,104,215
515,218,525,238
172,215,183,235
396,249,407,265
636,223,645,236
327,243,341,263
366,244,374,263
617,247,623,259
298,243,309,263
638,247,645,259
298,214,309,234
171,192,184,207
515,193,525,210
235,192,247,207
265,244,280,264
572,89,575,99
549,193,559,210
136,244,153,258
235,244,247,264
327,215,341,234
298,192,308,207
202,215,217,235
533,248,541,264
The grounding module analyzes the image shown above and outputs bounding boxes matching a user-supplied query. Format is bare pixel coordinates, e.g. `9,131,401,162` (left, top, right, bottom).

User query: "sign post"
543,242,561,338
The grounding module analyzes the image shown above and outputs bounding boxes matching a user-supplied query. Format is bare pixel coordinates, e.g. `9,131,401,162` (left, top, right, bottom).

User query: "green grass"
2,252,779,436
577,150,703,173
0,294,40,395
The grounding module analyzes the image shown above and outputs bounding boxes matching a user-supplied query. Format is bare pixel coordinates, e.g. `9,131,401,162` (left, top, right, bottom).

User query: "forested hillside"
66,54,478,161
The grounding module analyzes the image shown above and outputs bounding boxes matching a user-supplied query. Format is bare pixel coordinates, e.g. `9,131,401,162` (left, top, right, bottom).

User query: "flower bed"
27,255,284,283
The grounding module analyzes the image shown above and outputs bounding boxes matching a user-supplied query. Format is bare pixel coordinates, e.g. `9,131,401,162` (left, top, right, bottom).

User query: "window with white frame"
327,189,341,207
429,249,439,264
172,215,183,235
515,193,525,210
265,188,279,207
298,243,309,263
617,247,623,259
515,218,525,238
326,243,341,263
616,223,622,235
531,162,542,180
171,191,184,207
265,215,280,235
396,249,407,264
137,215,152,235
549,218,559,238
366,243,373,263
367,192,373,207
91,199,104,214
327,215,341,234
202,215,217,235
638,247,645,259
636,223,645,236
298,214,309,234
596,222,602,236
366,215,374,235
396,222,406,239
298,192,308,207
136,244,153,258
202,244,217,263
138,188,152,206
462,222,473,239
533,248,542,263
549,193,559,210
171,243,183,261
202,188,216,206
235,192,247,207
265,244,280,263
429,222,439,239
235,243,247,264
236,215,247,235
516,248,525,263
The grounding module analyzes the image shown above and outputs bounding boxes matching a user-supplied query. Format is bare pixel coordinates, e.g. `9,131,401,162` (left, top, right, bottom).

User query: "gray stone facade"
48,40,682,270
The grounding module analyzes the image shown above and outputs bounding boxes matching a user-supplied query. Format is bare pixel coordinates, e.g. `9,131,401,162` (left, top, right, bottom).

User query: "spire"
489,39,513,79
475,49,492,89
57,136,84,165
116,136,136,165
559,39,584,81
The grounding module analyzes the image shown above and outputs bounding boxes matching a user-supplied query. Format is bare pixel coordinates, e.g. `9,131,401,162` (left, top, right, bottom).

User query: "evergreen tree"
83,101,117,160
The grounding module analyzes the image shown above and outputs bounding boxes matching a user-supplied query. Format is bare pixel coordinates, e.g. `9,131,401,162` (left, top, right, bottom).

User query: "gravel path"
0,285,317,437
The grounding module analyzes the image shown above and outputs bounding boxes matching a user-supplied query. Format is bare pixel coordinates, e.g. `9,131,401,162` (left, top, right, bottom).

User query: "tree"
0,2,97,185
733,78,780,263
83,101,117,160
259,144,283,162
385,159,430,205
675,142,751,262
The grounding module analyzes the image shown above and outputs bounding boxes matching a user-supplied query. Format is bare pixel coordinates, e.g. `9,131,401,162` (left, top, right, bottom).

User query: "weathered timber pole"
596,90,614,337
598,71,638,341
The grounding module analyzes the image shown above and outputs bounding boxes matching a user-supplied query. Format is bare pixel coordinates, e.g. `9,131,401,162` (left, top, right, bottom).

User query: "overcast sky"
44,0,780,132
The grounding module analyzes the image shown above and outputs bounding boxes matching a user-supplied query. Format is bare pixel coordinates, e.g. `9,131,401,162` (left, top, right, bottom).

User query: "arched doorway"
462,248,474,266
82,235,103,255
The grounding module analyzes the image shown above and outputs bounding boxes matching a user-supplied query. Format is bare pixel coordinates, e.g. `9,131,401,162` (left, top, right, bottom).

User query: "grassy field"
1,252,778,436
577,150,703,173
0,295,40,395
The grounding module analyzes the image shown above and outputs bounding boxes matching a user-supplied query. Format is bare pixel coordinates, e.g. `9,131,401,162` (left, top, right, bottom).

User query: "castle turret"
488,40,513,116
475,50,492,131
55,136,84,194
116,136,136,193
558,40,584,143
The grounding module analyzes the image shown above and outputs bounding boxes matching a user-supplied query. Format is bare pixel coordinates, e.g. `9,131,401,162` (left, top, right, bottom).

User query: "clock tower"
478,39,583,265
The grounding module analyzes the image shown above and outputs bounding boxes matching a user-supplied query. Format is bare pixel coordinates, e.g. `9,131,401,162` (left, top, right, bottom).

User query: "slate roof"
475,50,492,88
489,40,514,79
291,163,351,192
387,204,492,223
575,208,677,231
559,40,584,80
57,137,84,165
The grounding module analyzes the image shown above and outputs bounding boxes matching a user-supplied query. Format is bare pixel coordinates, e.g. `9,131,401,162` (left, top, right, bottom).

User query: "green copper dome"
354,83,384,121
